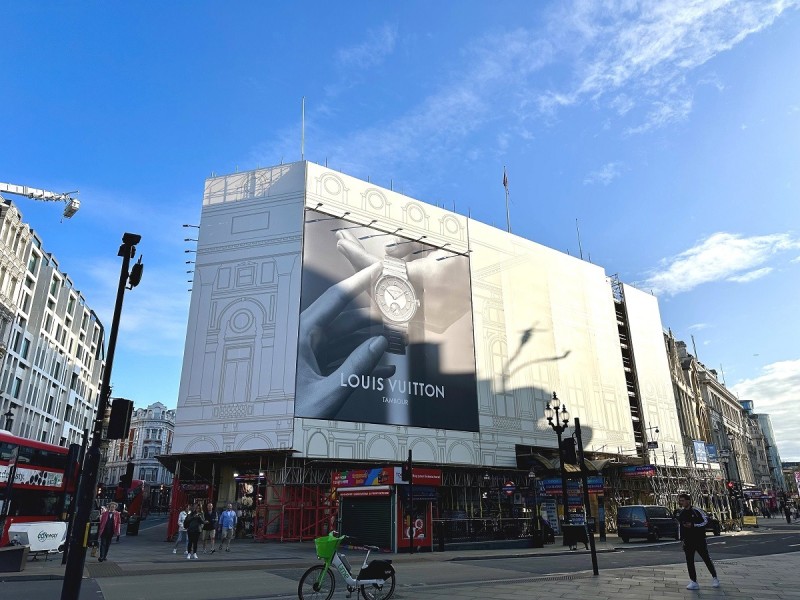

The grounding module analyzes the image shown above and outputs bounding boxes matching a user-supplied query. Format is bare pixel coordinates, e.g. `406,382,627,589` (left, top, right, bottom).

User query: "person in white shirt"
172,504,191,554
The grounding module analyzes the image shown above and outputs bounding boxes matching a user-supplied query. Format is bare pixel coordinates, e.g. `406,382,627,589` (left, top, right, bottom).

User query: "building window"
27,253,39,273
11,377,22,399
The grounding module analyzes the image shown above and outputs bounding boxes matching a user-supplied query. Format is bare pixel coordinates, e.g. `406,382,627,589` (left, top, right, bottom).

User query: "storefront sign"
398,485,437,501
538,477,603,495
621,465,656,478
693,440,708,464
295,209,479,431
336,486,391,497
333,468,393,488
706,444,718,461
393,466,442,486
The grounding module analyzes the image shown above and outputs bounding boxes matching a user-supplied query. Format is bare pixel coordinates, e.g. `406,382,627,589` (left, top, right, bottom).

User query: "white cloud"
584,161,624,185
727,266,773,283
548,0,797,132
640,232,799,296
687,323,710,331
254,2,798,173
732,359,800,461
335,24,398,70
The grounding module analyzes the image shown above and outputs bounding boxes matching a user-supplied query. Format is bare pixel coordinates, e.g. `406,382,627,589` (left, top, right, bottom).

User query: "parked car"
617,505,680,542
672,509,721,536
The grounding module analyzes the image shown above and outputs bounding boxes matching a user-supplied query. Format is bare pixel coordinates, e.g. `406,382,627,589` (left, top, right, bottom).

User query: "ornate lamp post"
545,392,571,525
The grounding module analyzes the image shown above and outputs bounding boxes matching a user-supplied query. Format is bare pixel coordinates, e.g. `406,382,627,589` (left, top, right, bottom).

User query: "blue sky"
2,1,799,459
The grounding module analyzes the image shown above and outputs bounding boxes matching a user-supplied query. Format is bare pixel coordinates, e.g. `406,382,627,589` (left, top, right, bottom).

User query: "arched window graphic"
362,188,390,216
317,173,350,204
491,338,516,417
218,303,262,405
402,202,429,229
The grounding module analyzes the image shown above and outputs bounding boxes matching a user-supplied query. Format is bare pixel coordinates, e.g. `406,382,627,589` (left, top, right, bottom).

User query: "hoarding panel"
173,164,305,454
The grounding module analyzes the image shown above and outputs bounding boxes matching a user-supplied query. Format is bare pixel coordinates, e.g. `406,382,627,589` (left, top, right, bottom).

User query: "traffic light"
726,481,736,496
560,437,578,464
401,460,412,482
107,398,134,440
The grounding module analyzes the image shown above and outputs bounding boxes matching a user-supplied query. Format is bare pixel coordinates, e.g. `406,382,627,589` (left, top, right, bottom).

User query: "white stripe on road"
789,543,800,547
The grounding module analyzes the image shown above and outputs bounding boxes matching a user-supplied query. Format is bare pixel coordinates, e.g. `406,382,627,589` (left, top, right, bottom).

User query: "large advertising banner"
295,209,479,431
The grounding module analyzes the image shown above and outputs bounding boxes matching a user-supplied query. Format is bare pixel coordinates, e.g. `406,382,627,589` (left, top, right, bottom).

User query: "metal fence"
433,517,547,545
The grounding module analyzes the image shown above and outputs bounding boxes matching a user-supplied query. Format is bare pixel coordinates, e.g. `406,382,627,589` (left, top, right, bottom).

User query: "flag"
503,167,508,190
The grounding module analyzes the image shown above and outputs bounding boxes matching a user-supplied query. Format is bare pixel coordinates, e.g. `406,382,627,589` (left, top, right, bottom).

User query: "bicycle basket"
314,534,340,560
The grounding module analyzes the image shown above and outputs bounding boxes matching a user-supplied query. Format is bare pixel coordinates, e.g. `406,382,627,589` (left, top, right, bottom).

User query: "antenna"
719,364,726,385
301,97,305,161
503,166,511,233
576,218,584,260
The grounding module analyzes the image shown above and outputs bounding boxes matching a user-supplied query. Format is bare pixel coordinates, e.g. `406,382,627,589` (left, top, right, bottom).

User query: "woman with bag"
184,502,205,560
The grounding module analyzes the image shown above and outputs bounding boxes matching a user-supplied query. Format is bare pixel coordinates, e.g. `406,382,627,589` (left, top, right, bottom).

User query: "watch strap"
382,256,410,354
384,322,408,355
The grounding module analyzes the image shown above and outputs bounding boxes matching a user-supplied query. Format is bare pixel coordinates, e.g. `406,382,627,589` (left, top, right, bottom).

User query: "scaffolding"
249,459,337,542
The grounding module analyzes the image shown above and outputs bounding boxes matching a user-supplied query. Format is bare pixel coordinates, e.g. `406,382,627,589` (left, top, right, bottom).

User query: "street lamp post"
545,392,571,526
61,233,143,600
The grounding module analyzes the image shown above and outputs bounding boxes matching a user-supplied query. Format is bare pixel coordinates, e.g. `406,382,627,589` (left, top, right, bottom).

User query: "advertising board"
295,209,479,431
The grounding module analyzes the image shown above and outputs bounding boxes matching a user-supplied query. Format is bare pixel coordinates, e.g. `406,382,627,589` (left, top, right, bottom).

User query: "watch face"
374,275,418,323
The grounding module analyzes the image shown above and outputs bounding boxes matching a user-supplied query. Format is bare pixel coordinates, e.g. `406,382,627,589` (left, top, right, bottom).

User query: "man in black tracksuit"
677,493,720,590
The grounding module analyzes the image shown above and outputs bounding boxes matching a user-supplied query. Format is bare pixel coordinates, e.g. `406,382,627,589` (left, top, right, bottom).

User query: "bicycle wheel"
360,573,396,600
298,565,335,600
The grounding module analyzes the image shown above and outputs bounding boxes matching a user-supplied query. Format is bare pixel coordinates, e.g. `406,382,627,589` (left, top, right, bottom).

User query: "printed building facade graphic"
173,161,685,468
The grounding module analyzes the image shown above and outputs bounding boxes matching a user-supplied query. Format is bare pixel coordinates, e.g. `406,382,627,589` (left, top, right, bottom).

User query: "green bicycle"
298,531,396,600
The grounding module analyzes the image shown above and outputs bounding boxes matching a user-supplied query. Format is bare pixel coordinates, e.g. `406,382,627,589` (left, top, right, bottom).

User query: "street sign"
503,481,516,496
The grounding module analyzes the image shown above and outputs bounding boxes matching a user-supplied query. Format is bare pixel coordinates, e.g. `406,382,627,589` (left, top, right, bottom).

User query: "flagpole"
301,97,305,161
503,166,511,233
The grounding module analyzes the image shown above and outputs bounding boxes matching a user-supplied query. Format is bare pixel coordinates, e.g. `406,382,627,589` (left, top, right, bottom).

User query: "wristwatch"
373,256,419,354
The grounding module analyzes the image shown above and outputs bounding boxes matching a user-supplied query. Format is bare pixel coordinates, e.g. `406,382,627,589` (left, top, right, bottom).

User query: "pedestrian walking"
172,504,191,555
184,502,205,560
218,503,238,552
677,493,719,590
98,502,121,563
202,501,218,554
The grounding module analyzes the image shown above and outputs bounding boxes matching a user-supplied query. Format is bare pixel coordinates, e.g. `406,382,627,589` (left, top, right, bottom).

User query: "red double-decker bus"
98,479,151,522
0,430,80,545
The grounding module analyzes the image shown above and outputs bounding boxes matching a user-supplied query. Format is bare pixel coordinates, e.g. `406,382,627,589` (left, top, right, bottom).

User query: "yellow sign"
743,516,758,527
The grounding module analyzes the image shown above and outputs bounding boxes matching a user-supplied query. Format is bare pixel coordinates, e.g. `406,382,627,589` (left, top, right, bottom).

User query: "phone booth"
395,467,441,553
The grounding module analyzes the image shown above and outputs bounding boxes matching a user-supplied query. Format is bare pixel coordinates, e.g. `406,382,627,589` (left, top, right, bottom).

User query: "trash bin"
88,521,100,547
126,516,140,536
530,529,545,548
562,523,589,549
0,545,29,572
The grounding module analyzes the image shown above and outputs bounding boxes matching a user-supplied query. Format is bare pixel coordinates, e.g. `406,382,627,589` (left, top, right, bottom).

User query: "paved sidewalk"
402,551,800,599
0,517,780,583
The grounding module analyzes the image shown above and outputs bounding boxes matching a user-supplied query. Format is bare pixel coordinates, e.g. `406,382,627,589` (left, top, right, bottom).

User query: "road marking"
789,543,800,547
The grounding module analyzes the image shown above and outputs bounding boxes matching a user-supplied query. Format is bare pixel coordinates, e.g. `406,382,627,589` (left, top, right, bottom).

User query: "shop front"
333,466,441,553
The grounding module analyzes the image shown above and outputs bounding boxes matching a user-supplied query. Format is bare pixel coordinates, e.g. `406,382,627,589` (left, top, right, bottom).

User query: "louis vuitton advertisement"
294,209,479,431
